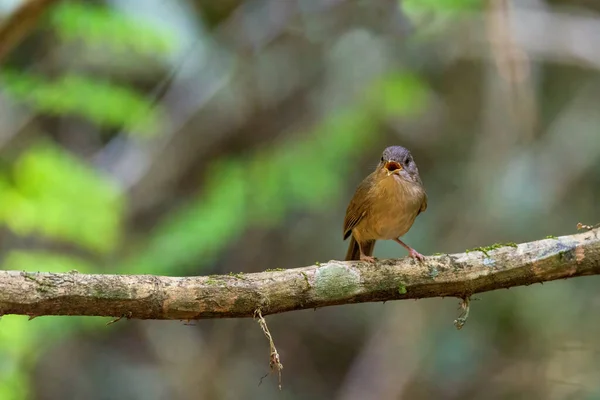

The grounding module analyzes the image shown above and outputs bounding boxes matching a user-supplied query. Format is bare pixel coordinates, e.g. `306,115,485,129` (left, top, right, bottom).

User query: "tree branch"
0,0,62,63
1,227,599,320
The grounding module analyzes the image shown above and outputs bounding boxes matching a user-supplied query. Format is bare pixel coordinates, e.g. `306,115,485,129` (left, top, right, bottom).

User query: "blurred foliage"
0,312,103,400
368,72,430,118
0,251,107,400
125,71,429,275
403,0,482,14
0,316,33,400
403,0,484,36
3,250,95,272
0,252,111,400
0,2,174,136
0,71,163,134
0,4,170,393
1,0,428,398
193,0,240,28
2,0,597,398
50,2,175,56
0,142,123,254
0,44,428,397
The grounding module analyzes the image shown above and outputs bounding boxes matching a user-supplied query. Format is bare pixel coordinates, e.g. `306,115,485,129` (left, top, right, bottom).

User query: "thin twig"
106,312,132,325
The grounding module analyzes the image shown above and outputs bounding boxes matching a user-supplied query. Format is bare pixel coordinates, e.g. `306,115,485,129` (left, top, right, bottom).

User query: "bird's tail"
345,236,375,261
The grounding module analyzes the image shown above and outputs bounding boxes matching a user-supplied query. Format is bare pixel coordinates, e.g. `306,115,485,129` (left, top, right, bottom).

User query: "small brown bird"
343,145,427,262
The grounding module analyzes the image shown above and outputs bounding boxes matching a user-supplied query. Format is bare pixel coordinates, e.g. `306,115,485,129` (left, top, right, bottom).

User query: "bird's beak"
383,160,402,176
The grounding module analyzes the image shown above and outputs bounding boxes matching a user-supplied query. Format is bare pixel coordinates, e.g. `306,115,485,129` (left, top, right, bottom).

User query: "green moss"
315,261,321,266
205,278,219,286
545,235,558,239
398,283,407,295
228,272,246,279
314,264,360,299
264,268,285,272
466,242,518,257
432,252,445,256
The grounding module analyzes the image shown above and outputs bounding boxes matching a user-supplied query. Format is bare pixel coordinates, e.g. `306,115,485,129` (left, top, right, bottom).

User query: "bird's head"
377,145,422,184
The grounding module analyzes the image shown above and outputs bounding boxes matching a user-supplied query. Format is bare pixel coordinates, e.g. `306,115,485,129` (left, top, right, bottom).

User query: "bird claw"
360,255,376,263
408,249,425,261
393,238,425,261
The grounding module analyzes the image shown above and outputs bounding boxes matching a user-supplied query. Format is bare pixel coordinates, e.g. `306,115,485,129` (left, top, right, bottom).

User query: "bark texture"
0,228,598,320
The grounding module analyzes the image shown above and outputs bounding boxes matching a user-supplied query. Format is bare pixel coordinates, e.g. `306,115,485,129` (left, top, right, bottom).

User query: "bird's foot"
359,254,376,263
408,248,425,261
394,238,425,261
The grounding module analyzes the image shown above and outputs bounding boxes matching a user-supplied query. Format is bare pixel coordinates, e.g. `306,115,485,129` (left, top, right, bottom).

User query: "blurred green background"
0,0,599,399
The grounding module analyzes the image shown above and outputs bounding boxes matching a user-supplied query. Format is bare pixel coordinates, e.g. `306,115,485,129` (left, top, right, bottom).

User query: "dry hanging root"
453,297,471,330
254,309,283,390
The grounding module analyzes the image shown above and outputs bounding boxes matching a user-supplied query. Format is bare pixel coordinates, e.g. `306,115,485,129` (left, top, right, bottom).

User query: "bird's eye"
405,158,411,166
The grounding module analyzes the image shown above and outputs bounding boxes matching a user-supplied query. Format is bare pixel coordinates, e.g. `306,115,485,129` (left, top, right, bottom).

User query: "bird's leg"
394,238,425,261
359,251,375,263
359,244,376,263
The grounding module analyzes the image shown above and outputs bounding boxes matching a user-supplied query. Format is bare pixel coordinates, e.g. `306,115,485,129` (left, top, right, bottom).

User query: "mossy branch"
0,227,599,321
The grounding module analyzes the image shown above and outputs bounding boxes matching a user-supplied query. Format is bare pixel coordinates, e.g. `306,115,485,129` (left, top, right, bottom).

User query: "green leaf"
403,0,482,14
0,142,123,254
402,0,484,37
50,3,176,56
368,72,429,117
0,71,163,135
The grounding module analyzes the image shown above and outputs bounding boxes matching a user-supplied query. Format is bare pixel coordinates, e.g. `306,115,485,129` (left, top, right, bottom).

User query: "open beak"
383,160,402,176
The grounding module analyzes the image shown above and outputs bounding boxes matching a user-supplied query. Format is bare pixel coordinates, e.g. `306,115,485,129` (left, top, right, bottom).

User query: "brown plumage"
343,146,427,262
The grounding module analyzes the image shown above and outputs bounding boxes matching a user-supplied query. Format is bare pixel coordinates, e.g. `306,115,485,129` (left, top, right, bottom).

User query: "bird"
343,145,427,262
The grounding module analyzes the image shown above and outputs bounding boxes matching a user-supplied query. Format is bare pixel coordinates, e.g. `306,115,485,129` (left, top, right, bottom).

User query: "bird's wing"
343,176,373,240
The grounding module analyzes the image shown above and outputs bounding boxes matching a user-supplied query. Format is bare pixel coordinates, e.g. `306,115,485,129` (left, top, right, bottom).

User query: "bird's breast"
362,175,424,240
